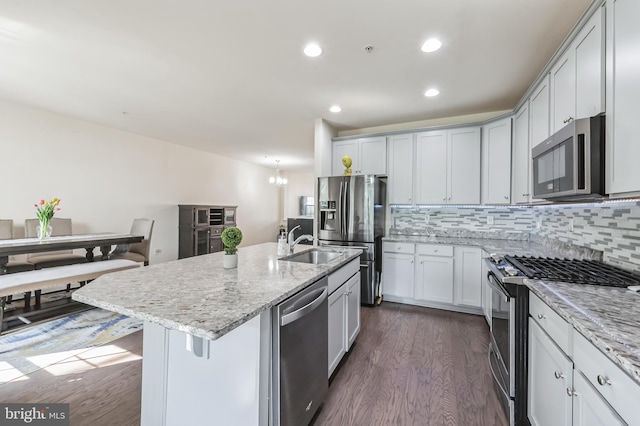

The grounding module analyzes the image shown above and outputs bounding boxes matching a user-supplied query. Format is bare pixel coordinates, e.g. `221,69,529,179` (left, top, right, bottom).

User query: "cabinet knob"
537,313,546,320
563,117,574,124
522,193,527,197
420,260,423,264
410,260,414,264
443,197,447,201
448,197,451,201
566,388,576,397
504,196,509,200
554,371,564,379
597,375,612,386
434,249,438,252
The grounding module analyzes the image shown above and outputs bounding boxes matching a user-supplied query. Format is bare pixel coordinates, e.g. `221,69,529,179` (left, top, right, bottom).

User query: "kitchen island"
73,242,362,426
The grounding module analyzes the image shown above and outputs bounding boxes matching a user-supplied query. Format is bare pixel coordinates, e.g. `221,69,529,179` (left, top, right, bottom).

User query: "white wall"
282,171,314,219
0,99,280,263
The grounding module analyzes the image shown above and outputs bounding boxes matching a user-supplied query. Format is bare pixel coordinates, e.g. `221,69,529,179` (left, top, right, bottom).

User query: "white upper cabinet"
387,133,414,205
530,74,550,149
481,117,512,205
414,127,481,205
606,0,640,196
551,7,604,134
512,102,531,204
449,127,481,204
551,52,576,133
575,8,604,119
331,136,387,176
415,130,448,204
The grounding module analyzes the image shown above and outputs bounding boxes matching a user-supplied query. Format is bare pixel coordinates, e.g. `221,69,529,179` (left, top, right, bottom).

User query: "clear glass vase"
37,220,52,240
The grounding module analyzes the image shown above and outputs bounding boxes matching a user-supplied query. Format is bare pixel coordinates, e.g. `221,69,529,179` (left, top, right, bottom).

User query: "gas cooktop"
501,255,640,288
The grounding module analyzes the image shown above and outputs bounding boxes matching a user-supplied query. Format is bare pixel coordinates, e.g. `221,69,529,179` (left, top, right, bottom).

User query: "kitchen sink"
280,248,342,264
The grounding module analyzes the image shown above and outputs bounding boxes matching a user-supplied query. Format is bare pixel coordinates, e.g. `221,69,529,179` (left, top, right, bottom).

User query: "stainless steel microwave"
532,113,606,201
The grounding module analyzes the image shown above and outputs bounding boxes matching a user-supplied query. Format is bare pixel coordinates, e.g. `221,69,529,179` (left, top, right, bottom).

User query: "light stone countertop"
73,243,361,341
526,280,640,386
382,235,595,259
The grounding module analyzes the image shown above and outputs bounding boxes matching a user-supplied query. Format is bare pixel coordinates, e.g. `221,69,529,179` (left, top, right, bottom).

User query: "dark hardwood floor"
313,302,508,426
0,331,143,426
0,302,507,426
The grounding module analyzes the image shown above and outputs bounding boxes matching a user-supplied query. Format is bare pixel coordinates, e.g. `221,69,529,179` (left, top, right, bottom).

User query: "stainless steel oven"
487,271,516,424
485,257,531,426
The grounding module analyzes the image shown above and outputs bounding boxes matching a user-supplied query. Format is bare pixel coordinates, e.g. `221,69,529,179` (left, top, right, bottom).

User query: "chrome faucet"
288,225,313,254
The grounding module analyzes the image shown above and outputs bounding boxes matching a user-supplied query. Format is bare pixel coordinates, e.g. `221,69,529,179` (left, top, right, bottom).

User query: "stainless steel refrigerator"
317,175,386,305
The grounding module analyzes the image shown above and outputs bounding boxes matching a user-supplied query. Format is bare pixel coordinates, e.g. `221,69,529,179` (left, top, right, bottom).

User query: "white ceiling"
0,0,592,171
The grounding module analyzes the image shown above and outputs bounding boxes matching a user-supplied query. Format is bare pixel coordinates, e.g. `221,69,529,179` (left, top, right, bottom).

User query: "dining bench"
0,259,140,332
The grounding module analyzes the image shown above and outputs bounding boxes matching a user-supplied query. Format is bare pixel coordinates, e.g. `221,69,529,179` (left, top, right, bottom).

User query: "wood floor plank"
0,303,508,426
314,302,509,426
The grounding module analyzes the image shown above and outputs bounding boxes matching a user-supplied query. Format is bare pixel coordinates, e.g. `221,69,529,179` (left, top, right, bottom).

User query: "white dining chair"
109,218,155,266
25,217,87,269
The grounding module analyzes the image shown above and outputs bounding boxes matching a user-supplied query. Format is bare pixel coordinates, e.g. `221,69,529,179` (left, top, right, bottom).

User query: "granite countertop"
73,243,361,341
382,235,593,259
526,280,640,385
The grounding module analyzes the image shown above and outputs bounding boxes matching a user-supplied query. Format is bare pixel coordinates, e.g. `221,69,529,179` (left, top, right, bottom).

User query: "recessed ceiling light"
329,105,342,113
424,88,440,97
304,43,323,57
421,38,442,53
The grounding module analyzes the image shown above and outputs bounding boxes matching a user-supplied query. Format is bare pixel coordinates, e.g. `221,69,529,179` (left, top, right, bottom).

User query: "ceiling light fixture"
269,160,288,186
421,38,442,53
303,43,323,57
329,105,342,113
424,88,440,97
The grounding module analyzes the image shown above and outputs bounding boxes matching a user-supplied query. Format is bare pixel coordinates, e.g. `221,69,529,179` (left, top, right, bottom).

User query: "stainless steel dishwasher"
272,276,328,426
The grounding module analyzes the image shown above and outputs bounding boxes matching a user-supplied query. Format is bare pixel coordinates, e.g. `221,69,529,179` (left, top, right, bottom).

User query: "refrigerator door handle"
338,181,344,239
343,178,349,239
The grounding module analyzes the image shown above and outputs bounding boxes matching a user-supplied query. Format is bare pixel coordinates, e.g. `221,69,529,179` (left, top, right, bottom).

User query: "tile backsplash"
390,200,640,271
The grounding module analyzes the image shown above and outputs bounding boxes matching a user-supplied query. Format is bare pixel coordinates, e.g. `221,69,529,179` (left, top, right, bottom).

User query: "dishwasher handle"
281,287,327,326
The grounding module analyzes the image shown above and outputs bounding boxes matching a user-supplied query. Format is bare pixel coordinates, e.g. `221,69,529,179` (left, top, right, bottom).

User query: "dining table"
0,233,144,275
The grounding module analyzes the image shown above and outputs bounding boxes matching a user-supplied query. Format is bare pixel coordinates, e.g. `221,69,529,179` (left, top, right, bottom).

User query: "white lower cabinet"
528,293,631,426
453,246,482,308
528,318,573,426
382,242,415,299
328,269,361,378
382,242,482,315
572,372,624,426
328,286,347,377
415,254,453,304
345,272,361,349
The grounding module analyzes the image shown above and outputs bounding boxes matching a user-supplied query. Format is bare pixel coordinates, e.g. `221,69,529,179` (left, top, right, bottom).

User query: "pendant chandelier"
269,160,288,186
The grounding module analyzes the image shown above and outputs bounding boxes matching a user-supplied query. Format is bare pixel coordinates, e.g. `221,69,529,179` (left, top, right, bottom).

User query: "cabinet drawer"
382,242,415,255
210,227,223,235
529,293,572,356
416,244,453,257
328,258,359,295
573,331,640,423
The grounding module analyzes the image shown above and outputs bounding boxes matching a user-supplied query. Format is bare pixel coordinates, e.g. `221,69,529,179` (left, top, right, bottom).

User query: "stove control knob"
490,253,501,263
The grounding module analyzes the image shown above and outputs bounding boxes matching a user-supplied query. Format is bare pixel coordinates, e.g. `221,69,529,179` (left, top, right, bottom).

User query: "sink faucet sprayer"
288,225,313,254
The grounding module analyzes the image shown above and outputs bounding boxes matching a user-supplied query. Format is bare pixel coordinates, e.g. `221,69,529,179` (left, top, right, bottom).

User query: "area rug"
0,308,143,384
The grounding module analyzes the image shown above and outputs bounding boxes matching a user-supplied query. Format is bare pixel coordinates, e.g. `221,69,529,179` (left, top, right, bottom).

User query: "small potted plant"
221,227,243,269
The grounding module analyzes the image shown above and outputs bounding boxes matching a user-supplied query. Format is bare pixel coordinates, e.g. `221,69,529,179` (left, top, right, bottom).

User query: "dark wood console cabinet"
178,205,237,259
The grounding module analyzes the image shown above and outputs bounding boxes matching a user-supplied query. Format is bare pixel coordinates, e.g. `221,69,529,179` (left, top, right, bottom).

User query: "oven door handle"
488,346,510,401
487,272,510,301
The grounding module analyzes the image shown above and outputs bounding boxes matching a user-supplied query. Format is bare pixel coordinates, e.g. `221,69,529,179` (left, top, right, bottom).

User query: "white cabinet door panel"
382,252,414,298
415,255,454,304
482,118,512,205
328,286,347,377
528,319,573,426
551,53,576,133
415,130,448,204
512,102,531,204
346,272,360,349
359,137,387,175
530,75,550,148
388,134,414,205
575,8,604,119
332,140,359,176
453,246,482,308
448,127,481,204
572,371,624,426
